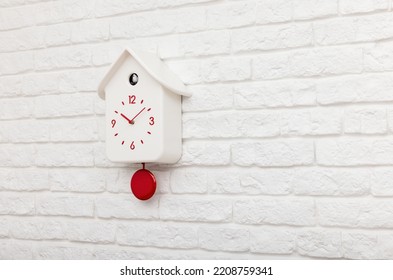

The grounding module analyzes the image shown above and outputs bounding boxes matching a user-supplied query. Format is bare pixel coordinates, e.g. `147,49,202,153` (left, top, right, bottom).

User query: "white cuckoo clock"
98,48,191,200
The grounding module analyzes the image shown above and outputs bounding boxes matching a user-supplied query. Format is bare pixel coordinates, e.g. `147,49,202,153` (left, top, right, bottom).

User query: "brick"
0,5,35,30
251,228,295,254
240,170,293,195
202,57,251,83
293,0,338,20
340,0,388,14
160,197,232,222
280,108,342,136
157,0,214,8
170,168,208,194
206,2,255,29
0,120,49,143
49,169,105,193
117,222,198,249
209,169,292,195
45,24,71,47
0,52,34,75
36,245,93,260
199,227,249,252
96,195,159,219
364,42,393,72
253,46,363,80
0,241,33,259
34,46,91,71
233,23,312,53
0,218,9,238
201,57,251,82
94,0,155,17
371,168,393,196
21,73,59,96
34,93,95,118
314,14,393,46
0,144,35,167
36,195,94,217
234,198,315,226
234,81,316,109
316,73,393,105
92,247,210,260
0,98,33,120
387,109,393,133
61,68,104,93
179,30,231,57
0,0,26,6
316,138,393,166
71,19,110,43
49,119,98,142
33,0,95,25
67,221,116,243
35,144,94,167
368,235,393,259
293,168,370,196
256,0,292,24
342,232,378,259
232,140,314,167
0,169,49,191
297,230,342,258
0,27,45,52
207,171,240,194
180,141,231,165
0,76,21,97
91,248,147,260
110,8,205,39
344,108,387,134
183,112,280,139
342,233,393,259
183,85,233,112
11,219,65,240
163,7,206,33
110,12,177,39
0,195,35,215
318,198,393,228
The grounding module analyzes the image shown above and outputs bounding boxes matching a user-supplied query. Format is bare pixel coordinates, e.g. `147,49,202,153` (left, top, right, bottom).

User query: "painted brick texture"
1,0,393,260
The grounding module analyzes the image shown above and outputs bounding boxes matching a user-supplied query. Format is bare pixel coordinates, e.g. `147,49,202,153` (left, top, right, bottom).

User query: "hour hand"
120,113,132,124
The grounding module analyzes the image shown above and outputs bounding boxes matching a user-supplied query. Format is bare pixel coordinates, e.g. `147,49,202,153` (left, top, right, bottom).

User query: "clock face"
110,93,156,152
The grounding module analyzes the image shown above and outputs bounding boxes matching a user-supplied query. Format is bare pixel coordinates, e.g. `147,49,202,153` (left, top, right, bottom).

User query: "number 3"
149,117,155,126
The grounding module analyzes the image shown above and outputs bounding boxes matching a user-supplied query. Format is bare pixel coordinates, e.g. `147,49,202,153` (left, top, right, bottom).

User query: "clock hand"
120,113,132,124
130,107,146,124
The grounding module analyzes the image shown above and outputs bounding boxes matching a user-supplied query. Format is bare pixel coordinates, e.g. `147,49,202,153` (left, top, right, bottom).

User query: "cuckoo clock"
98,48,190,200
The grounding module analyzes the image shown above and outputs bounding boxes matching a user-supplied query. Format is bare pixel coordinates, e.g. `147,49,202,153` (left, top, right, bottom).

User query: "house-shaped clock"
98,48,191,164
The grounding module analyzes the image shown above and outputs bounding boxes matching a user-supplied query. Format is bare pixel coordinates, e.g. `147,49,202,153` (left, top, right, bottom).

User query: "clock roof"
98,48,191,100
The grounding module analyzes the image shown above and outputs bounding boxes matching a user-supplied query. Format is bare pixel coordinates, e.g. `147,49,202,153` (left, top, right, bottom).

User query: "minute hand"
130,107,146,124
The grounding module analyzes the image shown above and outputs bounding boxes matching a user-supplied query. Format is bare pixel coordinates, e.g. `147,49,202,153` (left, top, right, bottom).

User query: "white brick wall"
1,0,393,260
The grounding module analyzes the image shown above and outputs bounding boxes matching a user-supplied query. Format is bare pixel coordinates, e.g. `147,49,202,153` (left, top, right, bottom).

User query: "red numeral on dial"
129,95,136,104
111,119,116,128
149,117,155,126
130,141,135,150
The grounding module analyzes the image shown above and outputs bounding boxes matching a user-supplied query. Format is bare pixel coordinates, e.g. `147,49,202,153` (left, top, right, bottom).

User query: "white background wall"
1,0,393,259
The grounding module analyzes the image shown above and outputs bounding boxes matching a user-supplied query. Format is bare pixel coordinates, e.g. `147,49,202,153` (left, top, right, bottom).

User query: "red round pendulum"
130,163,156,200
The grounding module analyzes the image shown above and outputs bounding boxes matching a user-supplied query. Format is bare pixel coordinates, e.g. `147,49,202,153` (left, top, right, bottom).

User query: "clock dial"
110,94,156,152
